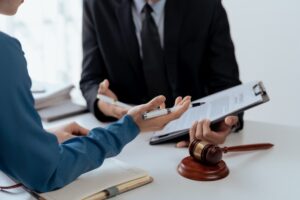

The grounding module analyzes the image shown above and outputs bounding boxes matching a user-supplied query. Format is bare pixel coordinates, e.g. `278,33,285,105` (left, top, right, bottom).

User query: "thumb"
99,79,109,94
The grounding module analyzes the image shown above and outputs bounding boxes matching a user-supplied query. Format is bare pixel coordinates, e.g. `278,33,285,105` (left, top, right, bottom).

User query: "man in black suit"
80,0,242,146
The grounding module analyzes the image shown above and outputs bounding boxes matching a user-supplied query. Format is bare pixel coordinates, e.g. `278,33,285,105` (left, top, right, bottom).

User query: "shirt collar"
133,0,166,15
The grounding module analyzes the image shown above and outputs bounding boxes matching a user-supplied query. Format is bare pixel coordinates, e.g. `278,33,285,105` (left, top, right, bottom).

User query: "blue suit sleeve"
0,32,140,192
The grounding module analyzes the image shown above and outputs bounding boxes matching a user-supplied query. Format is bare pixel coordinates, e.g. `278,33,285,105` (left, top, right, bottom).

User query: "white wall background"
0,0,82,85
223,0,300,127
0,0,299,127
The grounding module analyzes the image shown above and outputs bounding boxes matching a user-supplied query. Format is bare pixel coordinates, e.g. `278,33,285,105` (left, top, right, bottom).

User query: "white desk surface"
1,113,300,200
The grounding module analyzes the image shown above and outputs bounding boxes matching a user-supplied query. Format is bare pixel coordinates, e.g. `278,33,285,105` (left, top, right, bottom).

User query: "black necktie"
141,3,171,100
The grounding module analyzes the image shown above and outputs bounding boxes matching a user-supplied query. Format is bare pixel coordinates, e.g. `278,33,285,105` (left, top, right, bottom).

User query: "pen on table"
142,102,205,120
96,94,132,109
31,88,46,93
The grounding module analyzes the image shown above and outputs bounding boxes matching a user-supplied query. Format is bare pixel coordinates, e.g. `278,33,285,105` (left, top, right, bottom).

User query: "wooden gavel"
189,140,274,165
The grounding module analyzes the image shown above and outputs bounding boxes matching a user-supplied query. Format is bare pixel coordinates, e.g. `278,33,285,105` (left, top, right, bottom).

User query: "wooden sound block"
177,156,229,181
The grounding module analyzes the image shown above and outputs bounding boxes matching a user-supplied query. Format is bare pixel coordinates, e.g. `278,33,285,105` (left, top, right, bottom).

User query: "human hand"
97,79,129,119
49,122,90,143
176,116,239,147
128,95,191,132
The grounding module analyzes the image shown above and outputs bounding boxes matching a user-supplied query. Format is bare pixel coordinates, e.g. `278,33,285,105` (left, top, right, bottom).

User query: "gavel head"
189,140,223,165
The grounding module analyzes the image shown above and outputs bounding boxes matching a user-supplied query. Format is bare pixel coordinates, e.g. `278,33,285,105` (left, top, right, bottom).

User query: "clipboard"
150,81,270,145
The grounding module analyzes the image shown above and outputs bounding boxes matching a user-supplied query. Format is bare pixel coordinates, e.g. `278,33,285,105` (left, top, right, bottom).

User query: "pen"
97,94,132,109
142,102,205,120
31,89,46,94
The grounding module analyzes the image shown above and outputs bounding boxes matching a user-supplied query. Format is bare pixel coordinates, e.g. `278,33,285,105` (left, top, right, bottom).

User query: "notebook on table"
150,81,270,145
36,159,153,200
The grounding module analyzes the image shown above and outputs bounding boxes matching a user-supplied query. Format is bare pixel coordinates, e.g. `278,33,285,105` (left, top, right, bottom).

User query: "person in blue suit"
0,0,190,192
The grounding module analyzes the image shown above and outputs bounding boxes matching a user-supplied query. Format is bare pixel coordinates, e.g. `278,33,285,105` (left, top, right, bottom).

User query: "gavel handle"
222,143,274,153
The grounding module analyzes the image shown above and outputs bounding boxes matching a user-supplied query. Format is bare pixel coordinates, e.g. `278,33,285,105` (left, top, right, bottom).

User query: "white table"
1,113,300,200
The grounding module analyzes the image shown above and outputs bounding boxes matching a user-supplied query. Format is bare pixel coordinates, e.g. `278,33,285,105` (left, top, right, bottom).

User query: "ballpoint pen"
97,94,132,109
142,102,205,120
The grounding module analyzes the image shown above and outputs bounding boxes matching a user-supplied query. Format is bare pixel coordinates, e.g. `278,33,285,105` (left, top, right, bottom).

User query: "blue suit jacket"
0,32,139,192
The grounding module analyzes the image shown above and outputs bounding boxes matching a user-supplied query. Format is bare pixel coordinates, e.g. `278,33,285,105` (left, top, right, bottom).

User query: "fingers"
76,125,90,136
142,95,166,113
161,97,191,124
69,122,90,136
189,121,198,143
159,102,166,109
202,120,224,144
195,121,204,140
149,98,190,131
129,96,191,133
202,120,212,138
169,97,191,119
174,96,183,106
98,79,109,94
225,116,239,127
177,96,191,106
57,132,75,143
194,120,230,144
176,141,189,148
97,80,122,117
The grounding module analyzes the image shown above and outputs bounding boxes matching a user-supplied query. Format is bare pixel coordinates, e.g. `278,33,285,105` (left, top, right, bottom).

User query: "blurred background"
0,0,299,127
0,0,82,84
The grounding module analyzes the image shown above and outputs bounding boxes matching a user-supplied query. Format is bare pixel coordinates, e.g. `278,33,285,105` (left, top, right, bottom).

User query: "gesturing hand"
128,95,191,132
97,79,129,119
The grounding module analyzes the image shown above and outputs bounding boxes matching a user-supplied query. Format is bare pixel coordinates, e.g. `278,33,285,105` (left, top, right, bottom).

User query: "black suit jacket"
80,0,243,128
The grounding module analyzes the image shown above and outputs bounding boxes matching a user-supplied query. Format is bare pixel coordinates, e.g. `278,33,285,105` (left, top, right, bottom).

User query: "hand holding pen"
128,96,191,132
97,79,192,124
142,101,205,120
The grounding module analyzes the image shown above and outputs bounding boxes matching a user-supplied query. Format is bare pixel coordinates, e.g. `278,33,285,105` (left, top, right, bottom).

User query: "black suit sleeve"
80,0,116,122
207,0,243,131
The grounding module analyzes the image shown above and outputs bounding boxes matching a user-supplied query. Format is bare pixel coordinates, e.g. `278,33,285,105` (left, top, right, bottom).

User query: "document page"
154,81,264,137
